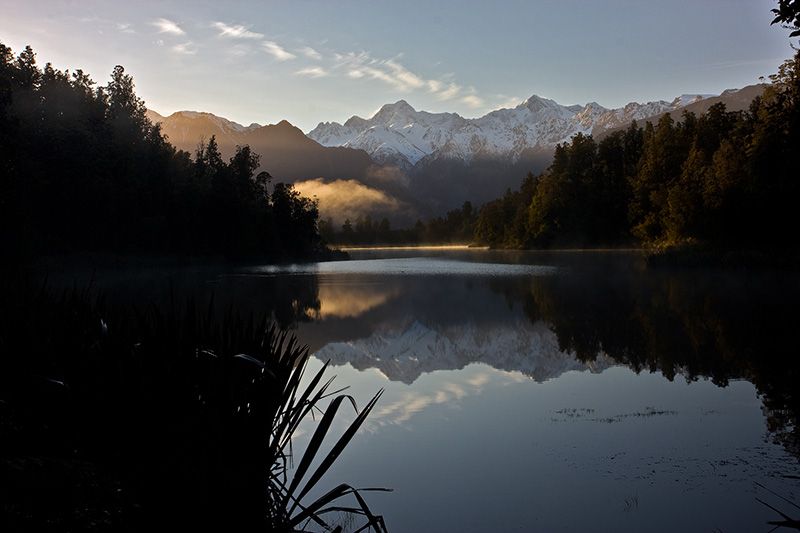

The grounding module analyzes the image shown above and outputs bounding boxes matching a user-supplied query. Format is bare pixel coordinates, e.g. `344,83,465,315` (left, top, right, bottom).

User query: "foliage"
0,43,324,261
473,51,800,251
326,202,478,246
0,283,387,531
474,174,538,248
772,0,800,38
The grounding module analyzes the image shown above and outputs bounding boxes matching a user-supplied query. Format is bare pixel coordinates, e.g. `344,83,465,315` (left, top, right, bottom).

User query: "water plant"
0,282,387,531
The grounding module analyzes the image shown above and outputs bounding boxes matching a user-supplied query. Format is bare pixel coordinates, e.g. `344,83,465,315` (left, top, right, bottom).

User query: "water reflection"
316,319,612,384
285,255,800,460
314,282,401,319
56,251,800,531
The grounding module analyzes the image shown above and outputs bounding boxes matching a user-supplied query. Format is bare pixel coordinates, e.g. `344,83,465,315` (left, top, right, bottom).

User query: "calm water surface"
76,248,800,532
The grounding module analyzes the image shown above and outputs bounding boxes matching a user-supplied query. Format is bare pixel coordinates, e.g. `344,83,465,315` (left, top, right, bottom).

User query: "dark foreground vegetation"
0,282,387,532
0,43,328,262
473,50,800,259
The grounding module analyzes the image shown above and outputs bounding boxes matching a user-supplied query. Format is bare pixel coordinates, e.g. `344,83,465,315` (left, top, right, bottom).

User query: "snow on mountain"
308,93,715,168
315,319,614,384
671,94,715,108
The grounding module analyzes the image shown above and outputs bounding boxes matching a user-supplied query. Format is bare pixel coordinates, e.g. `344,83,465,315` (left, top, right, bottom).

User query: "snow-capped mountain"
308,93,714,169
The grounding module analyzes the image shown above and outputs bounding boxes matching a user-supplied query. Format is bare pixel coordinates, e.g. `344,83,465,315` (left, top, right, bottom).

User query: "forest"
320,201,478,246
473,51,800,254
0,43,325,261
5,39,797,259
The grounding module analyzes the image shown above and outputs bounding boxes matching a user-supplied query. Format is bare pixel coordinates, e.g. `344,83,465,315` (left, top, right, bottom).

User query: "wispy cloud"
262,41,296,61
436,82,461,101
295,66,328,78
151,18,185,35
213,22,263,39
426,80,443,93
706,57,784,70
493,94,522,110
261,45,484,110
461,94,485,108
116,23,136,34
172,42,198,55
300,46,322,60
384,59,425,90
329,51,477,105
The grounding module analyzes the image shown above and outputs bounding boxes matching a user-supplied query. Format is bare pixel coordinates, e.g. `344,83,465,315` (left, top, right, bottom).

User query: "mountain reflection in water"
67,250,800,532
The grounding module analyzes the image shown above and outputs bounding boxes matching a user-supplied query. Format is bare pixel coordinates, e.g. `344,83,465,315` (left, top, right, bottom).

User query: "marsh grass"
0,281,387,532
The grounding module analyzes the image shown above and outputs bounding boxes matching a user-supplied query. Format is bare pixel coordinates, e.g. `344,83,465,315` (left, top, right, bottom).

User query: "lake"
66,248,800,532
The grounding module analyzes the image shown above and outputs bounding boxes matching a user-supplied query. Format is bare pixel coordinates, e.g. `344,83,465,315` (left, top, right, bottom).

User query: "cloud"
300,46,322,60
365,165,411,188
151,18,185,35
172,42,198,55
427,80,443,93
295,66,328,78
706,57,785,70
292,178,411,226
460,94,485,108
384,59,425,90
213,22,263,39
361,65,404,89
333,52,441,93
116,23,135,34
262,41,296,61
494,95,522,109
323,48,482,107
435,82,461,101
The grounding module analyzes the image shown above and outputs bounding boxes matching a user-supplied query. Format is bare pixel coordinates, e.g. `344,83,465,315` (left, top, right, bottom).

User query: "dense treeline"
322,201,478,246
474,52,800,252
0,43,324,260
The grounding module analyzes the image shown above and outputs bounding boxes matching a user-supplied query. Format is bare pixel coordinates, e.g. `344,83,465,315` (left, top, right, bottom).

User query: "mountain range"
308,94,709,169
145,109,376,183
147,84,765,222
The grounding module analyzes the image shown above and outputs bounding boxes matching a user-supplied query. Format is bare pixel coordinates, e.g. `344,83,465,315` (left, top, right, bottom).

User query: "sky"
0,0,794,132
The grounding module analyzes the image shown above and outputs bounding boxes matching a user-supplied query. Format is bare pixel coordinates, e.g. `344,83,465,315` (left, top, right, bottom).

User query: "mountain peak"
521,94,560,113
390,99,415,111
373,99,417,121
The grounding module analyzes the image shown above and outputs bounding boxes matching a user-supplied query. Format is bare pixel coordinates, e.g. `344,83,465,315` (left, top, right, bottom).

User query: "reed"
0,282,387,531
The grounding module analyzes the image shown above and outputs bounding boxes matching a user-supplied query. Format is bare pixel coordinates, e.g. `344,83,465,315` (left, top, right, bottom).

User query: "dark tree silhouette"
472,51,800,256
0,44,327,262
772,0,800,37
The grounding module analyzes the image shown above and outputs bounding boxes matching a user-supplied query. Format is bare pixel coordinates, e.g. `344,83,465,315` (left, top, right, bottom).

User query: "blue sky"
0,0,794,131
